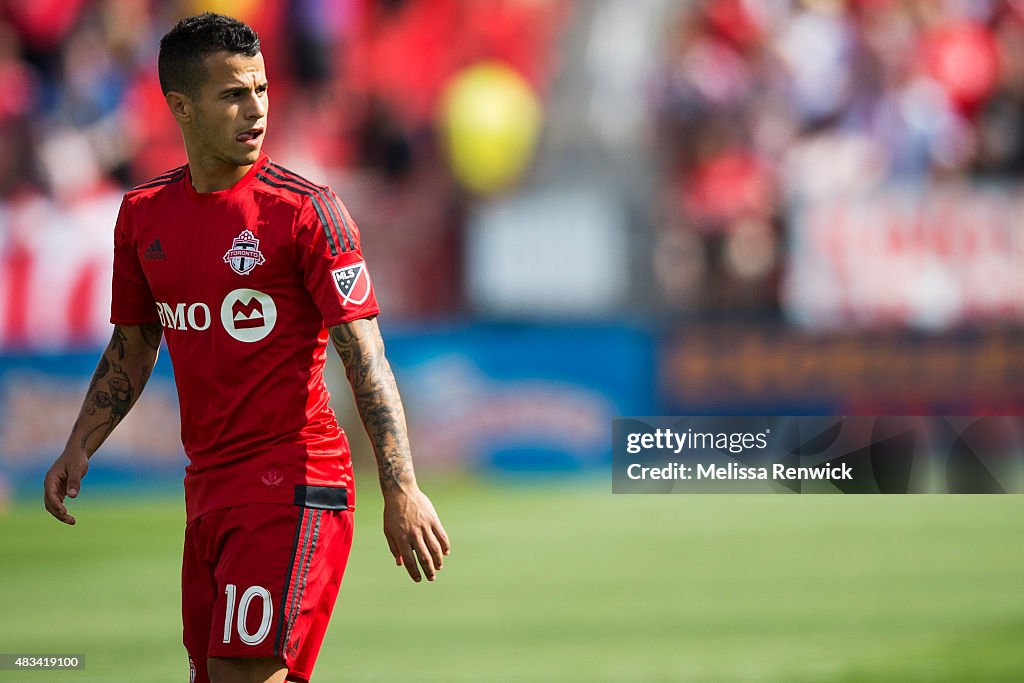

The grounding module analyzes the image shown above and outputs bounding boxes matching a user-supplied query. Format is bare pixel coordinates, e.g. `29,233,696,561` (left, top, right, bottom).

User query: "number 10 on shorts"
222,584,273,645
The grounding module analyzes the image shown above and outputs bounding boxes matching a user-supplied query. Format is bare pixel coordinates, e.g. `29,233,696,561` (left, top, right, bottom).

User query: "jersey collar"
183,154,268,201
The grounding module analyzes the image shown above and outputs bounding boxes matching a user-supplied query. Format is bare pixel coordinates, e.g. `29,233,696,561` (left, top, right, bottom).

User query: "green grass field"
2,479,1023,682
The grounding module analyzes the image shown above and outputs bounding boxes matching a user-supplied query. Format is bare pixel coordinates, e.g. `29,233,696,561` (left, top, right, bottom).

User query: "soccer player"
42,13,450,683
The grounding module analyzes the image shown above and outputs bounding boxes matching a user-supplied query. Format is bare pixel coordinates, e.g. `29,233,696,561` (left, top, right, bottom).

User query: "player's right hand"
43,449,89,525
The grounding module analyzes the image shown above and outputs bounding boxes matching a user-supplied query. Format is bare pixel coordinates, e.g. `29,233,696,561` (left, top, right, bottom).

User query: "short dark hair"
158,12,260,96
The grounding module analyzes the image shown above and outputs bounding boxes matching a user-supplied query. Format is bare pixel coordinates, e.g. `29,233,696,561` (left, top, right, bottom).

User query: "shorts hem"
202,650,308,683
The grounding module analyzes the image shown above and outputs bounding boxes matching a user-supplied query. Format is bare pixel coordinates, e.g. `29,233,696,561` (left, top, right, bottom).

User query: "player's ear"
165,90,193,124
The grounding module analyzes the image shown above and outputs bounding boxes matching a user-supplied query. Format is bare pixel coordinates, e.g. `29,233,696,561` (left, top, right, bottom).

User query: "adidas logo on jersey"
144,239,166,260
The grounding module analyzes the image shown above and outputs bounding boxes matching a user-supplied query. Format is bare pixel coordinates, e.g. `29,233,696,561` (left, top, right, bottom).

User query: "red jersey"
111,154,379,521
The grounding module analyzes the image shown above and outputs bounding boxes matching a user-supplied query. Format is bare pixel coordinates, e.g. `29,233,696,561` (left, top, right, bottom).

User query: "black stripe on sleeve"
322,190,355,253
266,163,353,252
161,164,187,178
131,167,186,191
145,164,187,183
256,173,339,256
262,166,346,251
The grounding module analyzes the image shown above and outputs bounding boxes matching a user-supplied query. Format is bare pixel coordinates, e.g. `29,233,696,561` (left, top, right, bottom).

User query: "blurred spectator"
5,0,1024,339
0,18,41,196
651,0,1024,320
0,0,568,347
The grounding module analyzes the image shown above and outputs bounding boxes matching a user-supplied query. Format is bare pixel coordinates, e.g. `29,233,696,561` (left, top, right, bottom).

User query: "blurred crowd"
3,0,1023,335
0,0,567,339
0,0,566,196
652,0,1024,313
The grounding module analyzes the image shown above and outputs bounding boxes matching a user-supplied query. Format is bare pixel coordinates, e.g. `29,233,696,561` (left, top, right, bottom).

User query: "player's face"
189,51,268,167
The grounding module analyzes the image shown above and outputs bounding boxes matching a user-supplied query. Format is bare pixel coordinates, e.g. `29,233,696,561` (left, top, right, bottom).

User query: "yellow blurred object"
185,0,259,22
439,61,542,195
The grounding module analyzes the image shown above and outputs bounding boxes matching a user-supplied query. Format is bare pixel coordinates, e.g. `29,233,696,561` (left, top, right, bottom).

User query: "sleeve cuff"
322,306,381,329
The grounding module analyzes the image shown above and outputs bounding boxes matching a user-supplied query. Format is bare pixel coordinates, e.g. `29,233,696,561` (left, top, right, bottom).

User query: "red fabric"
345,0,567,125
1,241,31,346
346,0,456,123
66,259,99,345
705,0,766,46
123,73,188,182
682,151,773,225
919,21,1000,115
2,0,88,51
111,154,379,521
182,504,354,683
0,61,37,120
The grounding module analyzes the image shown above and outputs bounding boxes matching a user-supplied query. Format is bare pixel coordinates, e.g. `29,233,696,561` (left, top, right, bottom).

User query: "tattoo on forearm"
80,362,134,450
72,326,156,454
106,363,133,421
139,364,152,393
84,356,110,415
330,322,412,491
112,326,127,359
356,386,410,490
140,323,162,351
92,391,113,410
330,325,376,388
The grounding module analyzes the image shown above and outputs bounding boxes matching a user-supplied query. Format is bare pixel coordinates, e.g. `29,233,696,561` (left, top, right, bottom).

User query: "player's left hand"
382,487,450,582
43,448,90,525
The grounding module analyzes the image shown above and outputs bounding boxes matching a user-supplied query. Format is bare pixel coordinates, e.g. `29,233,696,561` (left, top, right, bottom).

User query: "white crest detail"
223,230,266,275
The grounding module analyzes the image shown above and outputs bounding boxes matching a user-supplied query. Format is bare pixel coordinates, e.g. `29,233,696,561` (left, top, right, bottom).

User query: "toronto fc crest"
223,229,266,275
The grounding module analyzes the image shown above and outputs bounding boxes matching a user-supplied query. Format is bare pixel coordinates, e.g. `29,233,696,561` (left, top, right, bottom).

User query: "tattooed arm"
330,317,451,582
43,323,162,525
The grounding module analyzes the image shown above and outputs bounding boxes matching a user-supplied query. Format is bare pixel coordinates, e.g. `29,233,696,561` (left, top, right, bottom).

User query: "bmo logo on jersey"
220,288,277,342
155,289,277,343
156,302,211,331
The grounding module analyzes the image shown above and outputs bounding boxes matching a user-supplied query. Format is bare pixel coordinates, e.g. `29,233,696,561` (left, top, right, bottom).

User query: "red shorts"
181,486,353,683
